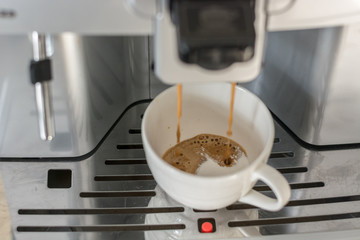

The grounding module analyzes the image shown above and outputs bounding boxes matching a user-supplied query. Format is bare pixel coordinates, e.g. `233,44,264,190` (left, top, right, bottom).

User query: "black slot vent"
254,182,324,192
117,144,143,150
228,212,360,227
80,191,155,198
274,138,280,143
129,129,141,134
17,224,186,232
270,152,295,159
227,195,360,210
277,167,307,174
94,175,154,181
18,207,184,215
193,209,217,213
105,159,147,165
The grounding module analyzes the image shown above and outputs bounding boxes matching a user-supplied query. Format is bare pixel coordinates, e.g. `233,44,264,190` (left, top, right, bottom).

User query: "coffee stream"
177,84,182,144
226,82,236,157
227,82,236,137
165,83,245,174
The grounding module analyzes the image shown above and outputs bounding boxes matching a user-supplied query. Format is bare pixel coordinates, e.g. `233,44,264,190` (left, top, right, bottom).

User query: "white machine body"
1,0,360,83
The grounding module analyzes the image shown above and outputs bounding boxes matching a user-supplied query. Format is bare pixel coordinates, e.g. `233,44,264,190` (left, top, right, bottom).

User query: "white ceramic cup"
141,83,290,211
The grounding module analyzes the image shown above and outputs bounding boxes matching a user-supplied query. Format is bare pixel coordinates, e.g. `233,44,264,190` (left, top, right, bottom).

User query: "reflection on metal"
244,25,360,146
1,102,360,239
31,32,55,141
0,35,150,157
35,81,55,141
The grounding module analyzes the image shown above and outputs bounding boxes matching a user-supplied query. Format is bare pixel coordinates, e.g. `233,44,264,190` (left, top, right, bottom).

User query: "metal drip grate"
2,102,360,240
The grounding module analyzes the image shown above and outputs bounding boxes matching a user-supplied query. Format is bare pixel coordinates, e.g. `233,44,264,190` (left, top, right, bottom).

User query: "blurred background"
0,176,11,240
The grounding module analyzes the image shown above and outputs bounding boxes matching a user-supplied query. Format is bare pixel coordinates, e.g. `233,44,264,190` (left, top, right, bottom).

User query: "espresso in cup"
142,83,290,211
163,133,248,175
166,83,244,175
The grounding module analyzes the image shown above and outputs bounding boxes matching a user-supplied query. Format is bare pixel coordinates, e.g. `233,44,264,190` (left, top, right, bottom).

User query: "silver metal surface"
31,32,56,141
244,25,360,146
34,82,55,141
126,0,157,19
0,35,150,157
31,32,47,61
1,102,360,240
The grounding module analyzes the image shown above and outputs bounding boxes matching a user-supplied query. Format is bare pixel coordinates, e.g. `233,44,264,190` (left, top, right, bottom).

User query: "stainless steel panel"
244,25,360,145
1,102,360,239
0,35,150,157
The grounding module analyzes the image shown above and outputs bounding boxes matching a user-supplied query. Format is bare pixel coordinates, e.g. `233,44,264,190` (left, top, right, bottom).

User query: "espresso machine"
1,0,360,239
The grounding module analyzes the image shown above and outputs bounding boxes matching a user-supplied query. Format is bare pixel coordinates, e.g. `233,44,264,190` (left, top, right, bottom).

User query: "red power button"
201,222,213,233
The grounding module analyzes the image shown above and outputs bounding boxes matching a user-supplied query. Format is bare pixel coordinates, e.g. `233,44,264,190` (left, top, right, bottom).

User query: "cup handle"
240,164,291,211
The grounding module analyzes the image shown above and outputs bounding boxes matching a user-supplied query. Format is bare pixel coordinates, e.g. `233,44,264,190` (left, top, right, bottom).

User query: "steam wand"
29,32,55,141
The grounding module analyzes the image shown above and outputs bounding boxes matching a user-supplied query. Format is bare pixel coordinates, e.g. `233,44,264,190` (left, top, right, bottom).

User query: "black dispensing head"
170,0,256,70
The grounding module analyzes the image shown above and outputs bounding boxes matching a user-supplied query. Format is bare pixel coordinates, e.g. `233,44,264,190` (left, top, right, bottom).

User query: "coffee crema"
162,133,247,174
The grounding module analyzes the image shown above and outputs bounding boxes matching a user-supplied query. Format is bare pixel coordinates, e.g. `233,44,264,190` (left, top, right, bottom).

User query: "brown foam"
162,134,247,174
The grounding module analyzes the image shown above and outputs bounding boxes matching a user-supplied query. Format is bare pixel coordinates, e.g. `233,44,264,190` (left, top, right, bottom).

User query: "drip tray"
1,102,360,240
